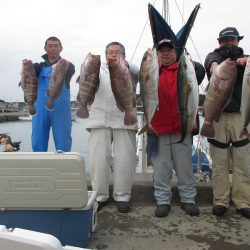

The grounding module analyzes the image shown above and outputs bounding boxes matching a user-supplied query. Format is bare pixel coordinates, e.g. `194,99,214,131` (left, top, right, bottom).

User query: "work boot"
117,201,130,213
237,208,250,219
212,205,228,216
155,204,171,218
181,202,200,216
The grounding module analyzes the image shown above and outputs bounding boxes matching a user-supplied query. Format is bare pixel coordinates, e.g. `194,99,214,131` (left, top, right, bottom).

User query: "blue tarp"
192,146,211,174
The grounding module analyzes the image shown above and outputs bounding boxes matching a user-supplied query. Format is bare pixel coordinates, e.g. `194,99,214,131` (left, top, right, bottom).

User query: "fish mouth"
108,59,118,65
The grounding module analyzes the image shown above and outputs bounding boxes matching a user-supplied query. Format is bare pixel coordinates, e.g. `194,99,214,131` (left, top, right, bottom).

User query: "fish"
200,58,237,138
46,59,69,110
109,54,137,125
76,53,101,118
240,56,250,138
21,59,38,115
138,48,159,135
177,54,199,143
185,55,199,133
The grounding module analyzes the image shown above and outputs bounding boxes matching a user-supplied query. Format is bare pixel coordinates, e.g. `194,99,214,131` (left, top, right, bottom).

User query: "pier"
0,111,29,122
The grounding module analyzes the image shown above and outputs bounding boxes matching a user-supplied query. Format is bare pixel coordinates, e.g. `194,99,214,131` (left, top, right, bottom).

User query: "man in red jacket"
149,39,204,217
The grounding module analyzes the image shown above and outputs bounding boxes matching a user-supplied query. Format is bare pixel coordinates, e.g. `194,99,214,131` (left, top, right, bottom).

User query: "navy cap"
156,39,175,50
217,27,244,41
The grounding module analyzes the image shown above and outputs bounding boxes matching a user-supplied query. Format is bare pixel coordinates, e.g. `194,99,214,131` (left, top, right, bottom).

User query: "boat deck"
89,205,250,250
87,173,250,250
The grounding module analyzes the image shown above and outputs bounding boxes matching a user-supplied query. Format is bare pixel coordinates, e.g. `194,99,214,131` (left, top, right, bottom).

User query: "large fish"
46,59,69,110
185,56,199,132
240,56,250,138
21,59,38,115
76,53,101,118
109,54,137,125
177,54,199,143
200,58,237,138
138,48,159,135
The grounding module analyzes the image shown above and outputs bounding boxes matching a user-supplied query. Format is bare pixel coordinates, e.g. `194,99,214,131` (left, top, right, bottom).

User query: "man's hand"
210,62,219,74
237,57,248,66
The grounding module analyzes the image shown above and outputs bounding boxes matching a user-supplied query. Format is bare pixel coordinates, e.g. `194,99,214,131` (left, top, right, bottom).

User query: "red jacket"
151,62,181,135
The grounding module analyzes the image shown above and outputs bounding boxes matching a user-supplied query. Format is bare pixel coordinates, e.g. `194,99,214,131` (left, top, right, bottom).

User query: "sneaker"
155,204,171,218
212,205,227,216
237,208,250,219
97,200,108,212
180,202,200,216
117,201,130,213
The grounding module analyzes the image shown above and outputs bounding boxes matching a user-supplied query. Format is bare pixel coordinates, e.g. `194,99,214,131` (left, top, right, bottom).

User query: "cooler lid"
0,152,88,209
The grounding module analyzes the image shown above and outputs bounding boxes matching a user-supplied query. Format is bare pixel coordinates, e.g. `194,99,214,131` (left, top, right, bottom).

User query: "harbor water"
0,115,211,175
0,118,91,170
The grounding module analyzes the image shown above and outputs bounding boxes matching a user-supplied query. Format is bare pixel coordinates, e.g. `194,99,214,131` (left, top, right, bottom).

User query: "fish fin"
76,75,80,83
133,96,136,108
124,110,137,125
148,124,159,136
88,96,95,105
240,127,249,138
138,124,148,135
76,93,81,102
46,99,54,111
177,134,185,144
214,113,221,122
200,122,215,138
76,105,89,119
29,106,36,116
138,124,159,136
116,102,125,112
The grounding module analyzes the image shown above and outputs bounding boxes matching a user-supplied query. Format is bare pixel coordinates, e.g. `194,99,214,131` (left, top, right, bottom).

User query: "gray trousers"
152,133,197,205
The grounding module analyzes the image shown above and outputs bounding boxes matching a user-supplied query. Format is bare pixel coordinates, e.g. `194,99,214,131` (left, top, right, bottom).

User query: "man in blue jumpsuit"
32,36,75,152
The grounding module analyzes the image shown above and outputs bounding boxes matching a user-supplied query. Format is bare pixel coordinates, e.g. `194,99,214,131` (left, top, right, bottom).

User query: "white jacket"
86,61,139,130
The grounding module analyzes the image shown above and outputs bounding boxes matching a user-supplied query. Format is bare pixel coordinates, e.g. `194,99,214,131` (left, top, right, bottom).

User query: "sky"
0,0,249,102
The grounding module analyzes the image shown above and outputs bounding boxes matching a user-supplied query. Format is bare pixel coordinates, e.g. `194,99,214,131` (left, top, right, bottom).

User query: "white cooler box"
0,152,97,248
0,225,90,250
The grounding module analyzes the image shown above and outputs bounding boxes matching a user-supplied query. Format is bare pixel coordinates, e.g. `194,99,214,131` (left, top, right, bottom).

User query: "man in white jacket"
86,42,139,213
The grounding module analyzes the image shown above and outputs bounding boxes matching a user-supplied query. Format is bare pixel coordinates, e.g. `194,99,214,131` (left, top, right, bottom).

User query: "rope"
130,18,149,62
130,0,157,62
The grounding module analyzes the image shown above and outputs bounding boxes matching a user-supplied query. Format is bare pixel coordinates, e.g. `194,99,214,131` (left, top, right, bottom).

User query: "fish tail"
76,106,89,119
138,124,159,136
124,110,137,126
29,106,36,116
138,124,148,135
240,127,249,138
200,122,215,138
46,99,54,111
177,134,185,144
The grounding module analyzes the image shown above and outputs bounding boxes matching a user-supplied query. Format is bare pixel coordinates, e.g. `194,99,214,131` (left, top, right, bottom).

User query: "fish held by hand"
109,54,137,126
46,59,69,111
201,58,237,138
21,59,38,116
76,53,101,118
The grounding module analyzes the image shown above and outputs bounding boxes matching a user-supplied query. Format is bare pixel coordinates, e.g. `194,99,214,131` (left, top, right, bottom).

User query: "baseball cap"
155,39,175,50
217,27,244,42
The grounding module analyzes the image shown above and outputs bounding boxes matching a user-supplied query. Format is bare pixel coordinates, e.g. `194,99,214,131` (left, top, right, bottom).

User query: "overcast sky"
0,0,249,102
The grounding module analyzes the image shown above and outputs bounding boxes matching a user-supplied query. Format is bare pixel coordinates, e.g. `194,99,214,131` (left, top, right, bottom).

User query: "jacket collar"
161,61,179,70
41,54,61,66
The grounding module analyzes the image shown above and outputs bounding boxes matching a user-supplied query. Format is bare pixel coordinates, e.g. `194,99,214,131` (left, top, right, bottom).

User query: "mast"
162,0,169,23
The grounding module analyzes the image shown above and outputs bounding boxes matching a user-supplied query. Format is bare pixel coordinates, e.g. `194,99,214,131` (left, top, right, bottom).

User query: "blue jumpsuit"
32,66,72,152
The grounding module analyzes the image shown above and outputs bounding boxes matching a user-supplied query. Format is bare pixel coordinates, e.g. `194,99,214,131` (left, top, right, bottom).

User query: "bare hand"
236,57,247,66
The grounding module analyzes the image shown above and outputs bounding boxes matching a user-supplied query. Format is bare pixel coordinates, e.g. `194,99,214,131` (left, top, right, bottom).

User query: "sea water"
0,118,91,170
0,116,211,174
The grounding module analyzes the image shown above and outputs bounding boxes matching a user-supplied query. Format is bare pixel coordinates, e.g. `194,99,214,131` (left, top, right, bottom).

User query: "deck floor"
88,204,250,250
